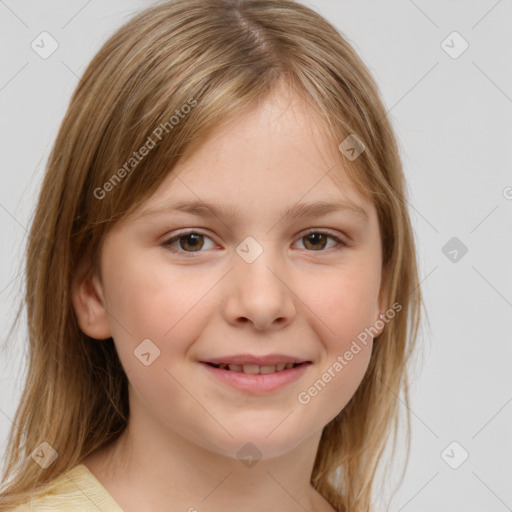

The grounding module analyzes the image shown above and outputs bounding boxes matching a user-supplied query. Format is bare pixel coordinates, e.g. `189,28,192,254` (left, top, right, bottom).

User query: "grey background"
1,1,511,510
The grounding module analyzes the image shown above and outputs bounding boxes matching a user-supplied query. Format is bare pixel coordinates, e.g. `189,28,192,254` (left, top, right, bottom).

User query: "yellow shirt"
11,464,124,511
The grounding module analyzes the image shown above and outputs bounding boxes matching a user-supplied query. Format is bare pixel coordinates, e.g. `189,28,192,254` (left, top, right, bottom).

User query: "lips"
200,357,311,394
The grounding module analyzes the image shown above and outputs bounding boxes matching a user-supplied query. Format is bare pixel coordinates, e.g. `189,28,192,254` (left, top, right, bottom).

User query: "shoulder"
8,464,124,512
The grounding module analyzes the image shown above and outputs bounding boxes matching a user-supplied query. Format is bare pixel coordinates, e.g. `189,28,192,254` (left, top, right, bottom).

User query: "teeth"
212,362,303,374
242,364,260,375
209,362,306,374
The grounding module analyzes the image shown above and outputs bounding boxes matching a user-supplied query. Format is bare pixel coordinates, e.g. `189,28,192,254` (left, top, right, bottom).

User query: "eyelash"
162,228,348,256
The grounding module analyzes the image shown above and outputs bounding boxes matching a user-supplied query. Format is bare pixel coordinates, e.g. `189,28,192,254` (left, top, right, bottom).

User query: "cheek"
103,262,216,428
304,258,382,344
99,253,205,366
292,260,379,421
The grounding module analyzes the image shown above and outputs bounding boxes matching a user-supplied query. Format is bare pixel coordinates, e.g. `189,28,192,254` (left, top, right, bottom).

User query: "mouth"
200,360,312,394
203,361,309,375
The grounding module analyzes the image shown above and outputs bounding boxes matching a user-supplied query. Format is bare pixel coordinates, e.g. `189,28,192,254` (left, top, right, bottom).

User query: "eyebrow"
137,199,368,222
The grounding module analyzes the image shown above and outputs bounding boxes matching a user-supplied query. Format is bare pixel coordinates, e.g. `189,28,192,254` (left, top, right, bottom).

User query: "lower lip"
200,362,310,394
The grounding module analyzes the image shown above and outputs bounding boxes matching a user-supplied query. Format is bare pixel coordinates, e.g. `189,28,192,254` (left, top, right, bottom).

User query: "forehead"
136,85,375,221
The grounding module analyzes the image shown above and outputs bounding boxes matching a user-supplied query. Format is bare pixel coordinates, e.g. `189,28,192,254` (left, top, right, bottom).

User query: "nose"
222,244,296,332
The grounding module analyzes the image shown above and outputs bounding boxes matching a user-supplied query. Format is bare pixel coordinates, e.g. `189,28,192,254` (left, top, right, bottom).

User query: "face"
73,85,388,461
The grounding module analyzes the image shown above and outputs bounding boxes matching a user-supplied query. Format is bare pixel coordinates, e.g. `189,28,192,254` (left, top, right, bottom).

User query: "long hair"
0,1,423,510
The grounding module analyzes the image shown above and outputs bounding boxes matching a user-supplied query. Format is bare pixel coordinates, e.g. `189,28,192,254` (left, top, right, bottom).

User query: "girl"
0,0,422,510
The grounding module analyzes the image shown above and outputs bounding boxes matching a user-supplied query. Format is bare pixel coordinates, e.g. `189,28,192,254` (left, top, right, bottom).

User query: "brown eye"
302,232,328,251
296,230,345,252
177,233,204,252
163,231,215,254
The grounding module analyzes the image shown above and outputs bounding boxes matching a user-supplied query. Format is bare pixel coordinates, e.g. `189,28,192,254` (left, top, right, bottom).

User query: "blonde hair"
0,1,423,510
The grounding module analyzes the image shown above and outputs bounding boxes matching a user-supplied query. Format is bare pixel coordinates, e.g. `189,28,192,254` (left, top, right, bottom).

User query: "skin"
73,82,389,512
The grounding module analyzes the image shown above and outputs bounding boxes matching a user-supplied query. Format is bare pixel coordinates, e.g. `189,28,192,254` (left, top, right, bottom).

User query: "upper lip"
200,354,312,366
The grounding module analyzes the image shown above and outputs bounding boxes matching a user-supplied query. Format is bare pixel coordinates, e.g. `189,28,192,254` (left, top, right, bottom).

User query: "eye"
294,229,347,252
162,230,216,254
162,229,347,256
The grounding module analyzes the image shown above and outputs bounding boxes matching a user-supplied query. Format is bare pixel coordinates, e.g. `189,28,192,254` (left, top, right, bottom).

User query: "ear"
71,260,112,340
